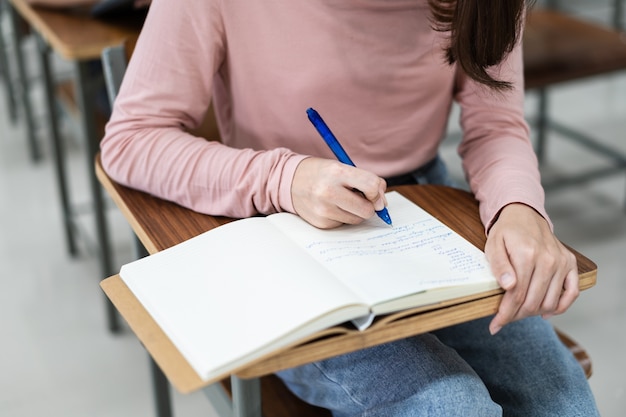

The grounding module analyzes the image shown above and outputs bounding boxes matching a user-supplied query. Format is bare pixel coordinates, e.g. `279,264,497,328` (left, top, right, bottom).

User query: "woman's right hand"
291,157,388,229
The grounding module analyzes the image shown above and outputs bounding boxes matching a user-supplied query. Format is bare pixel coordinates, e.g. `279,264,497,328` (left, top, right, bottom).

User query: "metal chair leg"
534,88,549,164
0,0,18,123
7,3,40,161
34,33,78,256
614,0,623,31
231,376,262,417
149,357,174,417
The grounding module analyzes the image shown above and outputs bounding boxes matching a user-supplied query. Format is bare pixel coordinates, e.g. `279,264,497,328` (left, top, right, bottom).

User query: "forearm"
460,133,549,232
100,124,306,218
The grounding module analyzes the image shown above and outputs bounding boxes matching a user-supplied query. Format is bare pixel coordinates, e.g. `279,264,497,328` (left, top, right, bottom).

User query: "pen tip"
377,209,392,226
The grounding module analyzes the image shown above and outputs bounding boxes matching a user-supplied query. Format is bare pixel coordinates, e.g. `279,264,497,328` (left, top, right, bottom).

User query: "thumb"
485,232,518,335
485,236,517,291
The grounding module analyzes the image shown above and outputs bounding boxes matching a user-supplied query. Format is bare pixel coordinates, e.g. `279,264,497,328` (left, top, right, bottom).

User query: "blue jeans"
276,157,599,417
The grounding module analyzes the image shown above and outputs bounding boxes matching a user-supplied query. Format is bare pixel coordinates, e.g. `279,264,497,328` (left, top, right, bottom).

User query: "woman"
101,0,599,415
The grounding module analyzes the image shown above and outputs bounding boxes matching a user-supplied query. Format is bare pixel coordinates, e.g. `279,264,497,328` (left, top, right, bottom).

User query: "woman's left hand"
485,203,579,335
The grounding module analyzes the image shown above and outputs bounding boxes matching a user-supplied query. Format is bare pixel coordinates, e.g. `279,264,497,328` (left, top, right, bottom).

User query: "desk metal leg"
135,237,176,417
534,88,548,164
0,0,18,123
614,0,623,31
7,3,40,161
203,383,234,417
231,376,262,417
73,60,119,332
35,34,77,256
133,234,148,259
149,357,174,417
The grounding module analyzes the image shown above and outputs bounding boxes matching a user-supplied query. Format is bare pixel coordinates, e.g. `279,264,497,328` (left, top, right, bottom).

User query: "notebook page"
268,192,497,308
120,217,367,380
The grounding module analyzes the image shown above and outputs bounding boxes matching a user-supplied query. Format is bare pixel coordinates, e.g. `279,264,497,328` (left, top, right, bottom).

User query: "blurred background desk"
7,0,144,331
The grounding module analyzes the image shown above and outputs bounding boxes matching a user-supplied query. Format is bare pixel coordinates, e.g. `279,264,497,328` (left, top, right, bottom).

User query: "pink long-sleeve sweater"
101,0,547,230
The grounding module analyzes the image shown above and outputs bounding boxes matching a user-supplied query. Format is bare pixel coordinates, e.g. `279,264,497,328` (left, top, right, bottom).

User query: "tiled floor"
1,4,625,417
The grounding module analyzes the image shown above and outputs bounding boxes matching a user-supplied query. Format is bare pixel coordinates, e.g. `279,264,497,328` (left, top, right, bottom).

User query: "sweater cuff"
277,154,310,214
483,192,553,235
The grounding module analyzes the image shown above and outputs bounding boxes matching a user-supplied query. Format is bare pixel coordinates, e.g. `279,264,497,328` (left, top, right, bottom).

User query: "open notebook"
114,191,501,384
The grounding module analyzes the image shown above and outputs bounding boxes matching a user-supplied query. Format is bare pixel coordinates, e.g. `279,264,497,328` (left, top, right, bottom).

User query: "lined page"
269,192,498,309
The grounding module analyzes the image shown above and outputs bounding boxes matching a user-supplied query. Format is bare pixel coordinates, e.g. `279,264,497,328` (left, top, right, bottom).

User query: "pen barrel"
306,108,355,166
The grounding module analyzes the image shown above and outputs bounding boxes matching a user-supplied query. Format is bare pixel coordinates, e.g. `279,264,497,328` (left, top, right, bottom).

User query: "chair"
101,42,592,417
523,5,626,199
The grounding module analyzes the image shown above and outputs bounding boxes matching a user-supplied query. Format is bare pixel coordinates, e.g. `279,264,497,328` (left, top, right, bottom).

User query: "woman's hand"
291,157,387,229
485,203,579,335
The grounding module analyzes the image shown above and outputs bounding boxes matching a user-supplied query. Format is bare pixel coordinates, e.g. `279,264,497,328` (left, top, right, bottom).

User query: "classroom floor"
1,3,625,417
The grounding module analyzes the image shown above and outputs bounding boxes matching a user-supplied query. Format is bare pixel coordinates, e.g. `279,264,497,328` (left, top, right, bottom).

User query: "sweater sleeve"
454,34,552,233
100,0,306,218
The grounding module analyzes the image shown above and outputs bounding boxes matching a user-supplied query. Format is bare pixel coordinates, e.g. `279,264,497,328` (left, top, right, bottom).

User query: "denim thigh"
276,332,501,417
433,316,599,417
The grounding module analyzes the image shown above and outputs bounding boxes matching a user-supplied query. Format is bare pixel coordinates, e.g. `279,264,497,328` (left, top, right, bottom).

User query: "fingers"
491,257,577,334
544,263,579,319
487,247,534,335
351,173,388,212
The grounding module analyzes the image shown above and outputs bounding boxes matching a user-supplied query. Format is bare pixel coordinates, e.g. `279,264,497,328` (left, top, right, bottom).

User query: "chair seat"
556,328,592,379
524,9,626,89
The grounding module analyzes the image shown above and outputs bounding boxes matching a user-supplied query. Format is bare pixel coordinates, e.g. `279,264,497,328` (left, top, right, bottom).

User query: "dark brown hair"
428,0,532,90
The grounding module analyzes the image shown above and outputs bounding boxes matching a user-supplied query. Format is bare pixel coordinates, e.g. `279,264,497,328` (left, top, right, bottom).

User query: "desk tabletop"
95,155,597,393
9,0,144,60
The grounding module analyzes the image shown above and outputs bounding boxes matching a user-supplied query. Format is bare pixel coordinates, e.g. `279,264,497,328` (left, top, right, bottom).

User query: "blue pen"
306,107,393,226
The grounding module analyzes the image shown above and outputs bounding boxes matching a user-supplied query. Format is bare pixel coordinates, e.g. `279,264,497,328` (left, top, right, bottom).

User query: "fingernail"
499,273,514,289
490,325,502,335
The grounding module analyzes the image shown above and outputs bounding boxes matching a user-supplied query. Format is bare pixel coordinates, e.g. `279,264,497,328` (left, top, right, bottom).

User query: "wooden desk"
95,156,597,417
7,0,144,331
